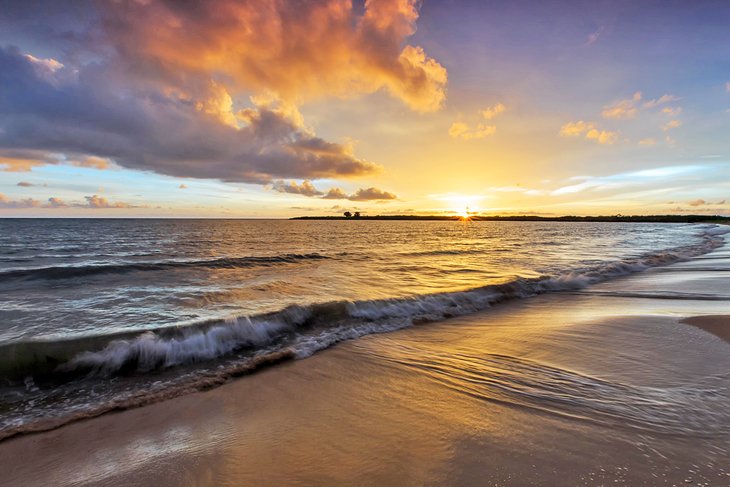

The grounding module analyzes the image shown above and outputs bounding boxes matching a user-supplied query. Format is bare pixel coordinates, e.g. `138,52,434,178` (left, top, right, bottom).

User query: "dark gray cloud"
322,188,349,200
0,0,446,188
271,180,323,197
348,187,397,201
0,45,378,183
273,181,397,201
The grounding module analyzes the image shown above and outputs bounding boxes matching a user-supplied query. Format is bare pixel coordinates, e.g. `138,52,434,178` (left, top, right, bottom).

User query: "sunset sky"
1,0,729,217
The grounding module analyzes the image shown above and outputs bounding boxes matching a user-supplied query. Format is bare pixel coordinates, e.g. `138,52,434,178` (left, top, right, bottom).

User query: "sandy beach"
0,240,728,486
683,315,730,344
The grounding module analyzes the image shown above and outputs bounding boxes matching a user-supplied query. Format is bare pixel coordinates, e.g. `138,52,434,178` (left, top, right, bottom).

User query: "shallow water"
0,219,727,441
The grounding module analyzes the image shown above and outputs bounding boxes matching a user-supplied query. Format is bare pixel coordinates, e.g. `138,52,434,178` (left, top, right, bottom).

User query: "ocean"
0,219,727,441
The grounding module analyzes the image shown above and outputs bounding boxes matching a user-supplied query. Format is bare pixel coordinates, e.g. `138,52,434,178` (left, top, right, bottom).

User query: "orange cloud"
448,122,496,140
559,121,617,144
661,106,682,117
69,156,113,170
559,120,593,136
585,128,618,145
663,120,682,131
480,102,506,120
104,0,447,112
0,155,47,172
601,92,641,119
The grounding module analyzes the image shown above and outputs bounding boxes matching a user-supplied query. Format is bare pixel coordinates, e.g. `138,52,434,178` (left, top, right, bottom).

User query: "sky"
0,0,729,217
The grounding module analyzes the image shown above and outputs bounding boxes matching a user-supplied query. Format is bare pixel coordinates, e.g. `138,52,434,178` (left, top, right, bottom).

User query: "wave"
0,253,329,281
1,225,724,383
0,225,726,442
365,345,730,437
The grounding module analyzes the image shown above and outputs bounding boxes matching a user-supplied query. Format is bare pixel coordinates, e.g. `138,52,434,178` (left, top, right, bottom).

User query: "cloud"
600,92,681,123
0,151,50,172
322,188,349,200
663,120,682,131
726,82,730,92
0,1,446,186
272,180,323,197
100,0,446,111
450,102,504,140
0,193,40,208
638,138,656,146
480,103,506,120
69,156,113,170
348,187,397,201
602,92,641,119
0,46,378,182
0,193,140,209
46,197,67,208
448,122,496,140
559,121,617,144
84,195,139,208
16,181,33,187
559,121,592,137
550,165,706,196
642,94,680,109
270,180,396,201
179,184,187,189
585,128,618,145
661,106,682,117
685,198,726,207
584,27,604,46
321,186,396,201
24,54,63,73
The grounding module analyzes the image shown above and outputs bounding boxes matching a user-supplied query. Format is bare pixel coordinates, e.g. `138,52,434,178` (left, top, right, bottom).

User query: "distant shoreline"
292,214,730,223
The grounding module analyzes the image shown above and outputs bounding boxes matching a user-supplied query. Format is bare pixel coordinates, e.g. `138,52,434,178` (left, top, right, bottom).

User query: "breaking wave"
1,225,723,383
0,224,726,441
0,253,329,281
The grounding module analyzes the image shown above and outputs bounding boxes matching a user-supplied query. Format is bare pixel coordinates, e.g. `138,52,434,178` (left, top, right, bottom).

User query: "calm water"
0,219,726,440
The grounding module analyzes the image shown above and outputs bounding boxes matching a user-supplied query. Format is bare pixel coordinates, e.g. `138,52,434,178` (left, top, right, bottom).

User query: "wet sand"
683,315,730,344
2,244,730,486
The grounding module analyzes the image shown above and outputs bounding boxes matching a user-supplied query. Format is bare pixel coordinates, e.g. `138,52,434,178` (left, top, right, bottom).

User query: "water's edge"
0,225,727,442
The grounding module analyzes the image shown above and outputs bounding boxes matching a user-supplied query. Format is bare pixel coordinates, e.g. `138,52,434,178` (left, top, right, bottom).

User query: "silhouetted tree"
344,211,352,218
354,211,361,218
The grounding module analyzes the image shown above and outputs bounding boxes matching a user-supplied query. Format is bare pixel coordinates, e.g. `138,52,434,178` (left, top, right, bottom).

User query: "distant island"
292,214,730,223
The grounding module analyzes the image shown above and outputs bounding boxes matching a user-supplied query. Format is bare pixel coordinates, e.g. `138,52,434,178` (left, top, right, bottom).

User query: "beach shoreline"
2,239,730,486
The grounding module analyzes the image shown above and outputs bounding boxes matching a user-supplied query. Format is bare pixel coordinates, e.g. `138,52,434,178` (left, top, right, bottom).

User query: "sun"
459,206,471,219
